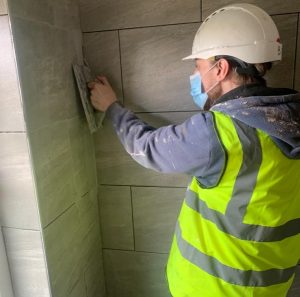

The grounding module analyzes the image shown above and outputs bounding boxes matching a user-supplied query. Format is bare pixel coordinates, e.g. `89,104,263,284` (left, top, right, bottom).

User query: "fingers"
87,81,97,89
97,75,110,86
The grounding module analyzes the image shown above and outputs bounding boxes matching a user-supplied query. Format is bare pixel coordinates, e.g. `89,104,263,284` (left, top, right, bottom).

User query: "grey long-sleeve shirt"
106,102,223,180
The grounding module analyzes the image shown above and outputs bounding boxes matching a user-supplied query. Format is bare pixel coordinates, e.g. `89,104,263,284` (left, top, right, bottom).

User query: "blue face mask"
189,63,219,109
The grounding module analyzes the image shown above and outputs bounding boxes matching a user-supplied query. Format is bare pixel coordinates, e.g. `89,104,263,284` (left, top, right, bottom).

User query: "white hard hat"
183,3,282,64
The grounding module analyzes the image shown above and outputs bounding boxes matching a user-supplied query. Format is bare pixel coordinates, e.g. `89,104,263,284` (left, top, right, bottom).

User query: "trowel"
72,63,105,133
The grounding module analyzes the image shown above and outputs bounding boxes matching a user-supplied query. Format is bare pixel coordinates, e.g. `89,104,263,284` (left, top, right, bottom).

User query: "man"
88,3,300,296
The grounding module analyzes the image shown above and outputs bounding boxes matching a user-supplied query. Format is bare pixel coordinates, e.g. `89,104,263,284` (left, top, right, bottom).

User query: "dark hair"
214,55,272,86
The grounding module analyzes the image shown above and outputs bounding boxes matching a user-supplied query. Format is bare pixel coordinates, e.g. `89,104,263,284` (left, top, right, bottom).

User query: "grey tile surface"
84,248,106,297
0,133,40,229
3,227,51,297
99,186,134,250
43,199,103,297
69,117,98,197
288,265,300,297
295,17,300,91
0,16,25,132
8,0,54,24
202,0,300,20
29,121,77,227
104,249,171,297
132,187,184,253
265,15,298,89
52,0,81,30
83,31,123,103
120,23,199,112
10,16,84,131
79,0,200,32
69,278,87,297
95,111,194,187
0,0,7,14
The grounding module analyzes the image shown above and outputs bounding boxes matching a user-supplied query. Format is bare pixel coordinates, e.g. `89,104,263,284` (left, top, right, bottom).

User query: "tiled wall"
0,0,50,295
80,0,300,296
1,0,105,296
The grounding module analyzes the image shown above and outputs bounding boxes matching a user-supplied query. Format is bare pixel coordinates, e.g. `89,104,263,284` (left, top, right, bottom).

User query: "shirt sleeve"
106,102,221,177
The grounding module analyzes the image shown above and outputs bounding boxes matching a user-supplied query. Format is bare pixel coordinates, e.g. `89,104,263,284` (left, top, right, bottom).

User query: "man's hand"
88,76,117,112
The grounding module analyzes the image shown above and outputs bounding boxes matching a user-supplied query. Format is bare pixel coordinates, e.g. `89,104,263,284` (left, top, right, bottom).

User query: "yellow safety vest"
167,111,300,297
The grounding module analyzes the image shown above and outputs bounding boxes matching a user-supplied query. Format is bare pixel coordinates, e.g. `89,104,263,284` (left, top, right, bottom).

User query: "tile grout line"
129,186,136,251
42,202,75,229
117,29,125,105
82,21,201,34
200,0,202,22
292,13,299,90
102,247,169,255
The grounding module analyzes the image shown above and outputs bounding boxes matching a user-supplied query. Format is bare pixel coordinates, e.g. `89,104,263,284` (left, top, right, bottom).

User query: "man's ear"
216,58,230,81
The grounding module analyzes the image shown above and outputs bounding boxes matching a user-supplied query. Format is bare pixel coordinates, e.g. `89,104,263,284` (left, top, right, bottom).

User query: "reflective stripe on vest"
167,111,300,296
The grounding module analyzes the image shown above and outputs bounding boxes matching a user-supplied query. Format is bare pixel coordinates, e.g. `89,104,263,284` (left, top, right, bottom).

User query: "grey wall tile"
69,278,87,297
266,15,298,89
83,31,123,103
0,16,25,132
10,16,83,131
99,185,134,250
295,17,300,91
103,249,170,297
0,229,14,297
69,117,98,197
29,121,76,227
120,23,199,112
0,0,7,14
44,204,96,297
0,133,40,229
288,265,300,297
8,0,54,24
3,227,51,297
52,0,81,30
84,249,106,297
79,0,200,32
95,112,194,187
132,187,185,253
202,0,300,20
43,187,103,297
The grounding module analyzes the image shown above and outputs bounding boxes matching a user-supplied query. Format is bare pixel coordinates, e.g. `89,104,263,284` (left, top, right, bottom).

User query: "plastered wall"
80,0,300,296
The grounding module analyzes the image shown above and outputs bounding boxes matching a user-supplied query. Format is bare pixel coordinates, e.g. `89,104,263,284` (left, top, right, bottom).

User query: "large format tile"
68,117,98,197
8,0,54,24
104,249,171,297
295,19,300,91
99,186,134,250
95,111,195,187
265,15,298,89
120,23,199,112
132,187,184,253
29,121,77,227
10,16,83,131
0,0,7,14
2,228,50,297
79,0,200,32
202,0,300,20
0,229,14,297
43,202,103,297
84,248,106,297
0,16,25,131
0,133,39,229
83,31,123,103
68,278,87,297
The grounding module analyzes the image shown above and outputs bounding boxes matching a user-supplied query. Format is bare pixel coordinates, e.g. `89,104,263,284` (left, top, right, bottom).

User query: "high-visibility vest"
166,111,300,297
